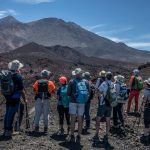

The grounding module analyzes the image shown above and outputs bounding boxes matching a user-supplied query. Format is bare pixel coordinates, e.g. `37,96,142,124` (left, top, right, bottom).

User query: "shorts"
144,107,150,128
97,104,112,118
69,103,85,116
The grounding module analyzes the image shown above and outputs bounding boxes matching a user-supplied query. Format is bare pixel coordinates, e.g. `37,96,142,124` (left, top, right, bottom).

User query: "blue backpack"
117,83,129,103
74,79,89,104
59,85,70,107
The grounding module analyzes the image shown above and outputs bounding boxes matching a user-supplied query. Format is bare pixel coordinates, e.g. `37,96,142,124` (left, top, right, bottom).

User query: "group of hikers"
0,59,150,145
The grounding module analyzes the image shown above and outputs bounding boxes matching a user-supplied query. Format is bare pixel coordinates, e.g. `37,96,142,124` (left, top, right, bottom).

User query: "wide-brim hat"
8,60,24,71
144,78,150,85
114,75,125,82
72,68,83,76
41,69,51,77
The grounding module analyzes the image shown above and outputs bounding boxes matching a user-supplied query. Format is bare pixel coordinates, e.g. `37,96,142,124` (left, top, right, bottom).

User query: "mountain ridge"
0,15,150,63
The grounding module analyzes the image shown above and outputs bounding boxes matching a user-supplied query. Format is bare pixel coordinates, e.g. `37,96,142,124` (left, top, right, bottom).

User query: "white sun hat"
144,78,150,86
8,60,24,71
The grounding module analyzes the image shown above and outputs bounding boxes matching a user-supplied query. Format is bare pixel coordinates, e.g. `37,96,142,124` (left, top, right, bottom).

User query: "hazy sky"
0,0,150,51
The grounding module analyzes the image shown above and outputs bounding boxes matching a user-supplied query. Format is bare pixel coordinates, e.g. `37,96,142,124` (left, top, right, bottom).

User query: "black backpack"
0,70,15,96
38,79,48,93
36,79,50,99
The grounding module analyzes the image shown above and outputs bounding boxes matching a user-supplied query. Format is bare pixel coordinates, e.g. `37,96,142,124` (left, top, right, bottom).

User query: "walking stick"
25,102,30,129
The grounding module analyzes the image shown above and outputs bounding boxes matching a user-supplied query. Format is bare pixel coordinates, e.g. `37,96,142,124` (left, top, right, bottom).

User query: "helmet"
59,76,67,84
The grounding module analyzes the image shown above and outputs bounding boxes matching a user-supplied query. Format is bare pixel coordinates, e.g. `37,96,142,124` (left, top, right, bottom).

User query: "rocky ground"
0,88,150,150
0,44,150,149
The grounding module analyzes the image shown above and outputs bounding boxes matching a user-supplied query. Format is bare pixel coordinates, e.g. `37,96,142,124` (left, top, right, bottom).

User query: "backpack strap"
145,89,150,105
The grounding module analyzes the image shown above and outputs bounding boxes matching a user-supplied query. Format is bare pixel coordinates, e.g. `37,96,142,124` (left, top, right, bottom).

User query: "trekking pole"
25,102,30,129
136,102,143,133
131,102,143,132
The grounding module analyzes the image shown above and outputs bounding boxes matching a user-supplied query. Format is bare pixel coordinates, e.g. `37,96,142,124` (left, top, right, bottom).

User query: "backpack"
59,85,70,107
105,82,117,107
117,83,129,103
145,89,150,107
37,79,49,98
0,70,15,96
74,79,89,104
96,78,105,89
132,76,143,90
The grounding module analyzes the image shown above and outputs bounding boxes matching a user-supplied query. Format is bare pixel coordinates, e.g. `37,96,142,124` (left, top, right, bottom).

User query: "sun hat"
41,69,51,78
71,68,83,76
144,78,150,86
106,71,113,80
82,72,91,80
99,70,106,77
8,60,24,71
114,75,125,82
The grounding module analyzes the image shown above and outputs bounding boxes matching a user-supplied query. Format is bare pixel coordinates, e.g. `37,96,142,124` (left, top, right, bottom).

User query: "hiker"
0,60,27,137
113,75,129,128
82,72,95,130
67,68,90,143
57,76,70,135
93,72,114,143
141,78,150,144
33,69,55,133
95,70,106,90
127,69,143,114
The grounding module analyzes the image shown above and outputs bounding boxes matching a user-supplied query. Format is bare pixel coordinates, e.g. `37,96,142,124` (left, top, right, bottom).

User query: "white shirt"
98,80,113,105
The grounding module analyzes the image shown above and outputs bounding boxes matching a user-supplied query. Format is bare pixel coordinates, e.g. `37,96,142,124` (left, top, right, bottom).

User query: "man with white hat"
141,78,150,144
67,68,90,143
127,69,143,114
0,60,27,138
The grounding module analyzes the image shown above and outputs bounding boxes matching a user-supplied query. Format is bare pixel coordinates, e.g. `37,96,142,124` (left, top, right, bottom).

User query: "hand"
24,99,28,104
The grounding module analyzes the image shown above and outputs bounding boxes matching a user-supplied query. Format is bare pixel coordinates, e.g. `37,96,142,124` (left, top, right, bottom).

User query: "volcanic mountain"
0,16,150,63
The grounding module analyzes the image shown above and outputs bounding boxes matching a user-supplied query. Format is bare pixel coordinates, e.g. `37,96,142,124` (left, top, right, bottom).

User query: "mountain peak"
0,15,20,24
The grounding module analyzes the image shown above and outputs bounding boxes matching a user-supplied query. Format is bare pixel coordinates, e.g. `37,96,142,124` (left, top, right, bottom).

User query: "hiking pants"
57,105,70,126
113,103,124,126
127,90,140,112
15,103,24,129
4,104,19,131
34,98,50,128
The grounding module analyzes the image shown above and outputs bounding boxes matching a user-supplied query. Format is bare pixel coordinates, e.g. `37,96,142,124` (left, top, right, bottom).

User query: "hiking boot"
44,127,48,134
34,126,39,132
69,135,75,143
76,135,81,143
67,127,70,135
92,133,99,142
85,120,90,129
142,136,149,144
103,135,108,144
57,128,64,135
4,130,12,137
